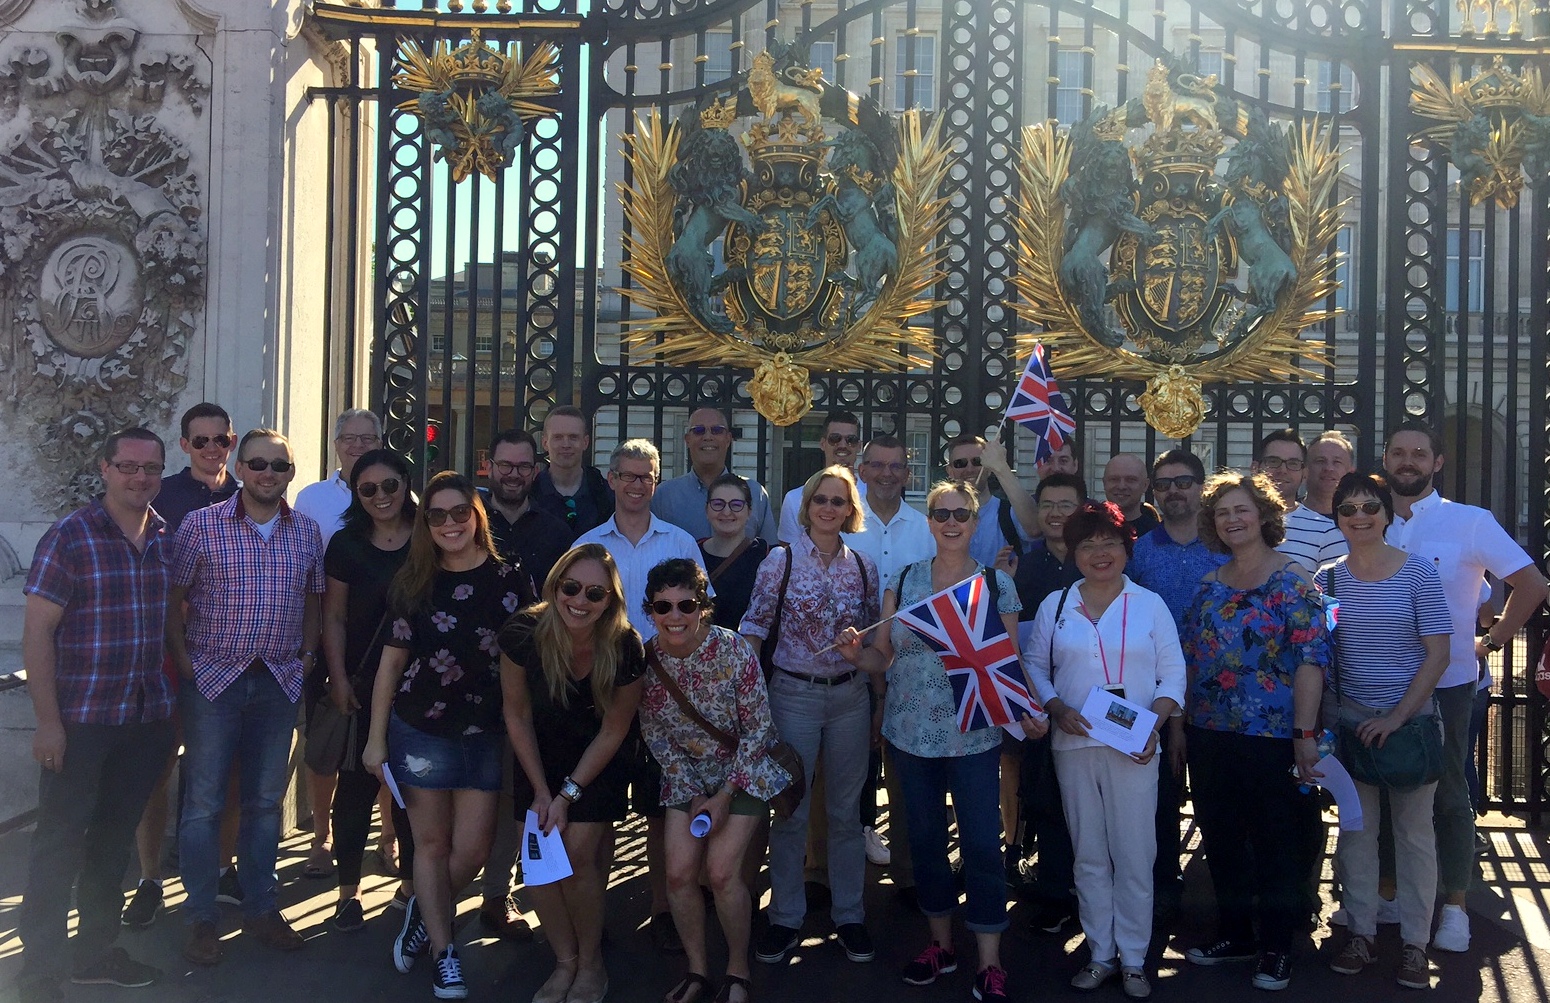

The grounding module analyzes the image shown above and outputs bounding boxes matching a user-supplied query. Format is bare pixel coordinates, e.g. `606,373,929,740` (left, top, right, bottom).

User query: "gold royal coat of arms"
619,39,952,425
1014,58,1345,439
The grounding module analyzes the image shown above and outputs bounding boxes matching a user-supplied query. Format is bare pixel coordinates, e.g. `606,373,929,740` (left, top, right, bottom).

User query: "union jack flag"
895,574,1042,733
1004,343,1076,463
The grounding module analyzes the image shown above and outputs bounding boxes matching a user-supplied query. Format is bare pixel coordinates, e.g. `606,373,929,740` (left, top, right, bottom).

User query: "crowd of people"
17,402,1548,1003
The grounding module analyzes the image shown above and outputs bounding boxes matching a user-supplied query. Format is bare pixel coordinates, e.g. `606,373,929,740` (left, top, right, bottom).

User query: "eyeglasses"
649,598,702,615
1152,475,1198,491
1258,457,1305,472
357,478,401,499
188,434,234,450
929,507,973,523
1336,500,1384,518
824,433,860,446
810,493,850,508
863,460,908,475
241,457,293,472
688,424,729,436
337,434,381,447
425,504,473,527
491,460,536,477
949,456,983,470
559,579,609,603
611,470,657,486
708,498,747,512
110,461,165,476
1037,499,1079,513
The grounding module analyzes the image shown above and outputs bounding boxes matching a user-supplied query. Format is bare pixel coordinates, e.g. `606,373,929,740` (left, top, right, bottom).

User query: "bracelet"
1292,728,1320,740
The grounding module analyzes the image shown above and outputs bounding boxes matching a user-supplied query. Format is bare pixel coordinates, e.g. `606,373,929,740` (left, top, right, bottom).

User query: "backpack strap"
646,641,739,752
1047,582,1076,684
997,499,1025,559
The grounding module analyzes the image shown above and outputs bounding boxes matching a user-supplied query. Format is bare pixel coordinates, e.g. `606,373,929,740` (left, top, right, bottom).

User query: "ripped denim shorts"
387,712,503,792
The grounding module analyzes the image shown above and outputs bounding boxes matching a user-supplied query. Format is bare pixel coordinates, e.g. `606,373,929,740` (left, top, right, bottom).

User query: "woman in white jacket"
1024,501,1186,1001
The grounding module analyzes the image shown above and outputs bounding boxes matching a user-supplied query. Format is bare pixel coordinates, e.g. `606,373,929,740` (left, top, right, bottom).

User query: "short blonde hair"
798,465,865,534
925,479,980,515
1198,471,1287,552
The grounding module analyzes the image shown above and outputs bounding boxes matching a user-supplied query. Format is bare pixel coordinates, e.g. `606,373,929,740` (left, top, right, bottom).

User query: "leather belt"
778,668,858,686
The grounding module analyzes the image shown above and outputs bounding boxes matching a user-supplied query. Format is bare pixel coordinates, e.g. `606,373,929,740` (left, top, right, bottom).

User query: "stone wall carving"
0,0,208,513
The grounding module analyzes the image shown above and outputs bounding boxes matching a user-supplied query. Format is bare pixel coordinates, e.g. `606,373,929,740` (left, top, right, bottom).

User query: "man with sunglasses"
1277,429,1353,575
943,433,1040,569
653,406,779,541
777,410,866,545
154,403,238,535
167,429,326,966
294,409,382,548
533,405,615,535
18,428,177,1003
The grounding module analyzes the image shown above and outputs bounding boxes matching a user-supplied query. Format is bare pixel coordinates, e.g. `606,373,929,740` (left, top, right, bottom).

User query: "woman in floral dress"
363,471,529,999
640,558,789,1003
1180,471,1330,993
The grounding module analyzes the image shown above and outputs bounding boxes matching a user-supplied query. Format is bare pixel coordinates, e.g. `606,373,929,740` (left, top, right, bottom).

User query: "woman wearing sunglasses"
322,448,417,931
699,474,771,631
498,544,645,1003
1304,473,1449,990
837,482,1041,1003
639,559,790,1003
363,472,528,999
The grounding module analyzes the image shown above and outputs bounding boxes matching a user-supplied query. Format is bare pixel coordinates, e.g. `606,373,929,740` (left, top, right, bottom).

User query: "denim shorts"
388,714,503,792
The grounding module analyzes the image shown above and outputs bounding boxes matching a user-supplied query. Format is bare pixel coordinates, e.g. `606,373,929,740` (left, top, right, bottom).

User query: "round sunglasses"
357,477,401,498
649,598,702,615
559,579,610,603
425,503,473,527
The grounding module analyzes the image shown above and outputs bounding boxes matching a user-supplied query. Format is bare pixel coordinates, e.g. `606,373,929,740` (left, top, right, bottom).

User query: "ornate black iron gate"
309,1,1550,817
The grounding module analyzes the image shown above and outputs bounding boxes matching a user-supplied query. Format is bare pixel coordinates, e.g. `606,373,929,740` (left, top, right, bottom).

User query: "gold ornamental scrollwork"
1411,56,1550,209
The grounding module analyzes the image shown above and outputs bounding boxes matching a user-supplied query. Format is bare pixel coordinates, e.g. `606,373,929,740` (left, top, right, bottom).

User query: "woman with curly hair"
499,544,646,1003
1180,472,1330,993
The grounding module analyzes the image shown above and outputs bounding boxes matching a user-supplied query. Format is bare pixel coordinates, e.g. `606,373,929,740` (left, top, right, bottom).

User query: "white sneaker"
1377,896,1401,925
864,826,891,866
1431,904,1470,953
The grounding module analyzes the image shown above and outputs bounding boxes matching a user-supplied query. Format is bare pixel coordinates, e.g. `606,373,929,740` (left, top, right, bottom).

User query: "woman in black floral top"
363,472,531,999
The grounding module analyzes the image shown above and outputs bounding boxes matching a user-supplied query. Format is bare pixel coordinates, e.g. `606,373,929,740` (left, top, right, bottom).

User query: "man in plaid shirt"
167,428,325,966
18,428,178,1003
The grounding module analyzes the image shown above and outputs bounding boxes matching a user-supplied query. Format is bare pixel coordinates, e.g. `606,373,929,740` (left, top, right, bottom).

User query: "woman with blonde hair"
499,543,646,1003
363,471,526,1000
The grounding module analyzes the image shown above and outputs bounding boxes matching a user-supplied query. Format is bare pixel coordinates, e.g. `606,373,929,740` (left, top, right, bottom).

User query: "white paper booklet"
1078,685,1159,757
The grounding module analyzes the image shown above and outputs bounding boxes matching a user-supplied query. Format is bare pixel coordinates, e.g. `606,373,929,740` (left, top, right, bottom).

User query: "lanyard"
1077,593,1129,686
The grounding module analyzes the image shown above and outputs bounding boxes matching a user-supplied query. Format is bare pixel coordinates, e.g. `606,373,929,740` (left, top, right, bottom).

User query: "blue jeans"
891,743,1008,933
178,668,298,924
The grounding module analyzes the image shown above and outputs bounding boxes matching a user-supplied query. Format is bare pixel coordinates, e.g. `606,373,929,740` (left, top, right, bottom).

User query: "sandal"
303,844,334,879
664,973,710,1003
714,975,751,1003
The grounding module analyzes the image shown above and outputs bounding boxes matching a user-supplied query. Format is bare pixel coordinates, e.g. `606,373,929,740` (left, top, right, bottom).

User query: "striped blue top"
1316,553,1452,709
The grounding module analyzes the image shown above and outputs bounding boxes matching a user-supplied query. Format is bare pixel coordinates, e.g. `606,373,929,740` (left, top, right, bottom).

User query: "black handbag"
1329,567,1445,792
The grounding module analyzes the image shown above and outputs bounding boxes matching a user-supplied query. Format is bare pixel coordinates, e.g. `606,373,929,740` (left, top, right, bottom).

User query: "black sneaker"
332,897,366,933
121,879,163,928
394,895,430,973
432,945,468,1000
215,867,245,906
836,923,875,963
973,965,1010,1003
70,947,162,988
902,941,958,985
1251,951,1293,991
1186,939,1257,966
1030,899,1077,934
755,923,800,964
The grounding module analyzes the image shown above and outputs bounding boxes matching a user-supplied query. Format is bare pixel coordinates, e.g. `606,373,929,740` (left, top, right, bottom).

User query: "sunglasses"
649,598,701,615
1336,500,1384,518
559,579,610,603
949,456,983,469
357,477,401,499
688,424,729,436
491,460,536,476
242,457,293,472
426,504,473,526
929,507,973,523
1152,475,1198,491
708,498,747,512
810,493,850,508
110,461,165,476
188,434,234,450
824,433,860,446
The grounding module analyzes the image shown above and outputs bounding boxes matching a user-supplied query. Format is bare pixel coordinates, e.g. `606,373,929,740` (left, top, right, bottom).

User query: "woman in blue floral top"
1180,471,1330,993
362,472,528,999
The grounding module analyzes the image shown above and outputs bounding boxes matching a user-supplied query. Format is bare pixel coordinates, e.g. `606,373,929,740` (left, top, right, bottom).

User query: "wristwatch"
558,777,583,803
1482,634,1504,654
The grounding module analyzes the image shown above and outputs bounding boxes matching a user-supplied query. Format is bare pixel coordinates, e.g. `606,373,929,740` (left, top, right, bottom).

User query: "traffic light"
425,418,441,467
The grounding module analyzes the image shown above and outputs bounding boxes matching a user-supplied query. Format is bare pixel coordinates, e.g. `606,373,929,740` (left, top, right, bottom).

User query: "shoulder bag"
304,611,388,775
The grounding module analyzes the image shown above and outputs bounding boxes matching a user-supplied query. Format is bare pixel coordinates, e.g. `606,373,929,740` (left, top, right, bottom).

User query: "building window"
1445,227,1484,313
1315,61,1356,114
704,32,733,83
431,330,447,354
1195,49,1223,84
475,327,493,354
1055,49,1089,124
894,34,936,111
808,39,837,82
1332,226,1353,313
905,427,931,501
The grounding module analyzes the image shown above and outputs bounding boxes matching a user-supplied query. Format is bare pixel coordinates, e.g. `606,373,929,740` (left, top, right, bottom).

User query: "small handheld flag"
1004,343,1076,463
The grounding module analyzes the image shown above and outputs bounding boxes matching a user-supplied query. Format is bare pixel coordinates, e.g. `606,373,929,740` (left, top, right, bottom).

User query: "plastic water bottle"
690,812,713,838
1293,729,1338,794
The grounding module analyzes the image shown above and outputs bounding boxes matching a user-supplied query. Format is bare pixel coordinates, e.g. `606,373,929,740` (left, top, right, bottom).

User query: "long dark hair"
389,471,499,613
340,448,416,538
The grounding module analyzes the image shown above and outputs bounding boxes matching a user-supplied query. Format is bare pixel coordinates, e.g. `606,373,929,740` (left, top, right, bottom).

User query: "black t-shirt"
324,527,411,707
700,537,770,632
386,557,525,737
482,495,576,592
1011,541,1081,621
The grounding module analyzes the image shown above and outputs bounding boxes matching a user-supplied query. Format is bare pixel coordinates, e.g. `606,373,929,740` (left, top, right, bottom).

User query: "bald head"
1102,453,1148,519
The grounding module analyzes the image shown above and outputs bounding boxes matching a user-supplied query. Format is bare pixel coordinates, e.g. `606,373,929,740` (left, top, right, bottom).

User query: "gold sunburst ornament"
395,30,560,184
1411,56,1550,210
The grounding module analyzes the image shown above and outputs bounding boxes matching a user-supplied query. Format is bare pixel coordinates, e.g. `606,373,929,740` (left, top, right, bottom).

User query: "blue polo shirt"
1127,523,1229,627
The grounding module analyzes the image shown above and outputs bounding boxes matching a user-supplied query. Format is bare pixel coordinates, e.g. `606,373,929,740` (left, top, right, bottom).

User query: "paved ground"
0,803,1548,1003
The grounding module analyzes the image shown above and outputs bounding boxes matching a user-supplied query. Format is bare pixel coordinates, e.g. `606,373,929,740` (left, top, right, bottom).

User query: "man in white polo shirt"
1383,421,1548,954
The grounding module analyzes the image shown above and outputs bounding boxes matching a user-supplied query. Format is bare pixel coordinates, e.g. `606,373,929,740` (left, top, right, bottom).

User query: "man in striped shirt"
1260,428,1349,574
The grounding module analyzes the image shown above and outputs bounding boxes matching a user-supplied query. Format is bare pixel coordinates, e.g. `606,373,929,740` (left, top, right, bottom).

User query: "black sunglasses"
242,457,293,472
559,579,609,603
649,598,701,615
688,424,729,436
810,493,850,508
1152,475,1198,491
189,434,234,450
1336,500,1384,518
929,507,973,523
949,456,983,469
357,478,401,499
824,433,860,445
426,504,473,526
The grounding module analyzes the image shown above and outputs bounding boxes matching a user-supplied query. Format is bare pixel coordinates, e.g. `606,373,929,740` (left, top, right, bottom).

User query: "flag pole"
812,572,985,655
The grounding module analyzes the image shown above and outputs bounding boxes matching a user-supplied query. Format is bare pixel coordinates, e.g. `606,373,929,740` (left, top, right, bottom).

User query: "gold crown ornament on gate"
1411,55,1550,210
1012,57,1345,440
617,39,954,425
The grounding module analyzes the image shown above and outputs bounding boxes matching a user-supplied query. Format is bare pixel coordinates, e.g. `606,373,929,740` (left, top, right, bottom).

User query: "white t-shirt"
1386,490,1534,689
293,471,351,547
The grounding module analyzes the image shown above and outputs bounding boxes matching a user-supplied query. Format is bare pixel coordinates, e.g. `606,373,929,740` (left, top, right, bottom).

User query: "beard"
492,478,530,506
1386,468,1432,497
